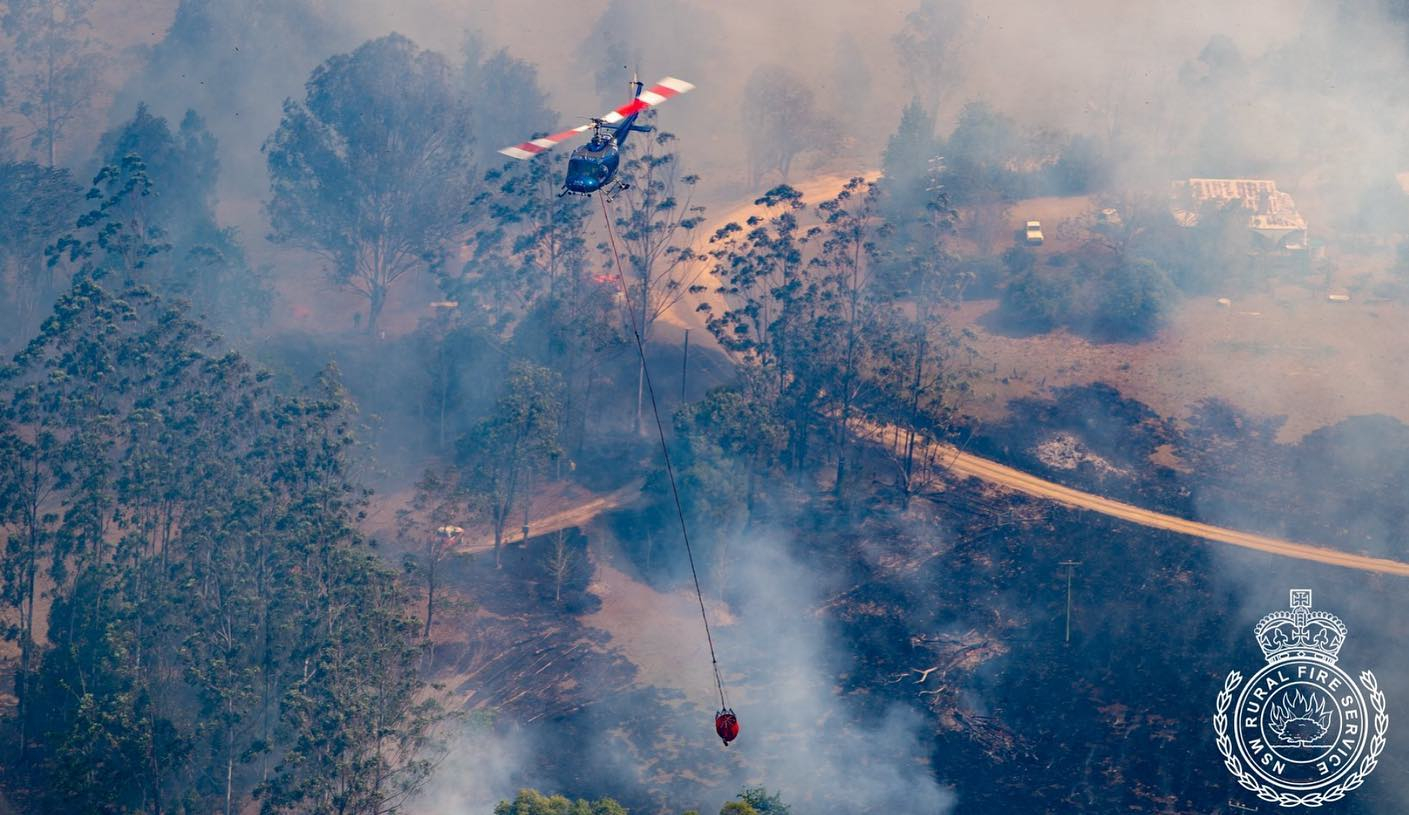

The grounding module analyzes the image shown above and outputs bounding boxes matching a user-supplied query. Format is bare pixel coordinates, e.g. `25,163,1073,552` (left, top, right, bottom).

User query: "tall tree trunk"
45,21,56,168
903,307,929,508
367,285,386,337
423,558,437,640
224,710,235,815
634,360,645,435
835,262,862,499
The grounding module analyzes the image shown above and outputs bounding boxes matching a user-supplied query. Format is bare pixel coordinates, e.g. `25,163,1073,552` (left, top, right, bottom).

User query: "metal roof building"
1171,178,1308,251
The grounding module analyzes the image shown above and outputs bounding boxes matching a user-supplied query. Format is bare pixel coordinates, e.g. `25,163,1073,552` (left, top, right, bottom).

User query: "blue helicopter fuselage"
565,137,621,194
563,86,652,195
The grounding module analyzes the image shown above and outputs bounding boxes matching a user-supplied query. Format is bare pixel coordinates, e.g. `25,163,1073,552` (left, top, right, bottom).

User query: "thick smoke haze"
94,0,1409,264
96,0,1409,229
7,0,1409,812
709,528,957,814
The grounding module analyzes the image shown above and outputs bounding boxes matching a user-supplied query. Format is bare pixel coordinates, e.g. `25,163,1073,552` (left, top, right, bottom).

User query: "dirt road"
855,422,1409,578
509,169,1409,580
456,479,645,553
657,170,882,335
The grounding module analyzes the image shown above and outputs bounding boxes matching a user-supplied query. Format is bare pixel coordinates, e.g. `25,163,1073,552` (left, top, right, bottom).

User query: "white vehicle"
1025,220,1044,245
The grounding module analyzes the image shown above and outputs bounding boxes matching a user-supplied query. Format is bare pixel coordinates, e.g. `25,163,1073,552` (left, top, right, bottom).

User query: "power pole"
1059,560,1082,643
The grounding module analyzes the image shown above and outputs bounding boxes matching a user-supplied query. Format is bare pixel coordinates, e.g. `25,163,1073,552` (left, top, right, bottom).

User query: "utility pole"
681,329,690,402
429,300,458,450
521,468,533,543
1059,560,1082,643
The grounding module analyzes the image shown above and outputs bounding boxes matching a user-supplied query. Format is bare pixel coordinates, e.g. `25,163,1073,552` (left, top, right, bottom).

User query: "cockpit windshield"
568,157,610,184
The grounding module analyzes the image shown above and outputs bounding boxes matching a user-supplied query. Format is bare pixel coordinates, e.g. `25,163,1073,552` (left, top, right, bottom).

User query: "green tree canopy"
94,105,270,331
1,280,437,813
265,33,477,334
494,787,629,815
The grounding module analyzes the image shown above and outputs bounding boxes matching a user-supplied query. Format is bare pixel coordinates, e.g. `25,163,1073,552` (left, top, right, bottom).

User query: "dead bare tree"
543,530,577,605
397,468,473,648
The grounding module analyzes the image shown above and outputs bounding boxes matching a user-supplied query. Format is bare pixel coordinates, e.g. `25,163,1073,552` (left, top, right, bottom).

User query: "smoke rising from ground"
415,722,537,813
17,0,1409,811
710,527,957,814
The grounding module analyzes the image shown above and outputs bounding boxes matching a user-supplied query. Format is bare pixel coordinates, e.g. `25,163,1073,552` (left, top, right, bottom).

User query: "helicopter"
498,75,694,197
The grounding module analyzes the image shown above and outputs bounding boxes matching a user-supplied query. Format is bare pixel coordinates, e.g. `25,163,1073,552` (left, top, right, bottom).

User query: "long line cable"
599,192,728,711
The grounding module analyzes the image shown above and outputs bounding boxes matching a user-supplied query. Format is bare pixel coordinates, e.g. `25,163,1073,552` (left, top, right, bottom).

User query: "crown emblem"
1253,589,1347,664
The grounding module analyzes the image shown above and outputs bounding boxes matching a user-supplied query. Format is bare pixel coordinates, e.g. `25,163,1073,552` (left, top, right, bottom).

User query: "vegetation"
265,34,476,335
0,161,80,341
702,177,974,502
2,0,102,166
96,104,271,333
609,127,707,432
1000,247,1177,340
456,362,564,567
741,65,834,186
491,786,790,815
495,788,628,815
5,5,1409,814
0,281,438,813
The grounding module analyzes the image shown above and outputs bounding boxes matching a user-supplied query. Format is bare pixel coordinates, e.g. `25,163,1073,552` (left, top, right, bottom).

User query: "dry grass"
958,283,1409,441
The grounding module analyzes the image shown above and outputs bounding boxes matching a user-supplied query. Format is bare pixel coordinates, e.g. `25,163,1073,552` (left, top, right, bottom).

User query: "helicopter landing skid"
602,181,630,201
558,181,631,200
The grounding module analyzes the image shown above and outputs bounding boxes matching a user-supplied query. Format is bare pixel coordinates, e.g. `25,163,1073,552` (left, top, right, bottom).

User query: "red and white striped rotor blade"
598,76,695,125
498,122,595,160
496,77,694,160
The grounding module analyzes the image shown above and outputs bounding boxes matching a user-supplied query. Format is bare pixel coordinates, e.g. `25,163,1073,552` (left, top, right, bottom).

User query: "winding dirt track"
858,422,1409,578
457,479,645,553
676,172,1409,579
530,173,1409,580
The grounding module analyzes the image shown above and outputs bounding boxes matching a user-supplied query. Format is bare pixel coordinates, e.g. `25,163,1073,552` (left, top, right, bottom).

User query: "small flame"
1267,689,1332,745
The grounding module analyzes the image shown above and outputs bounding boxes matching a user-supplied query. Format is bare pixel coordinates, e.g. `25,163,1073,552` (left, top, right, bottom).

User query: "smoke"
408,520,957,814
63,1,1409,811
414,720,538,813
707,527,957,814
105,0,1409,213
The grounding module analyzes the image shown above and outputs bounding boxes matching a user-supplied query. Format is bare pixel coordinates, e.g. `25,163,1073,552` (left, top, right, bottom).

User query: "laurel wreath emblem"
1214,669,1389,808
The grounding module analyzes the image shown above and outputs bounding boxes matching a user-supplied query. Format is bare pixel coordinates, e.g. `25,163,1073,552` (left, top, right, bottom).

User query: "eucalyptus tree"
704,179,890,488
457,362,564,568
266,34,476,335
893,0,969,116
2,278,438,812
810,178,888,496
609,126,707,433
1,0,102,165
96,105,270,331
0,160,79,340
741,65,828,187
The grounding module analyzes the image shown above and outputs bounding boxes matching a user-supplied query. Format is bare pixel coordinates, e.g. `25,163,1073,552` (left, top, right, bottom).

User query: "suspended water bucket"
715,709,740,746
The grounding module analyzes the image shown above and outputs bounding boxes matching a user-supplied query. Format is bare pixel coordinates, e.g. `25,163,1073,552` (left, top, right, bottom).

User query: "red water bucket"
715,709,740,746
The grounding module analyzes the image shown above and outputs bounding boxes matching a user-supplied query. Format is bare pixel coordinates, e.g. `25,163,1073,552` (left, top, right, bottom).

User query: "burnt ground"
822,383,1409,813
420,525,743,813
420,382,1409,814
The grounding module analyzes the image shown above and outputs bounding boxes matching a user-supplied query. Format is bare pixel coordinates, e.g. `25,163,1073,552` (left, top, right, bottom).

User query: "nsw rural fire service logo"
1214,589,1389,807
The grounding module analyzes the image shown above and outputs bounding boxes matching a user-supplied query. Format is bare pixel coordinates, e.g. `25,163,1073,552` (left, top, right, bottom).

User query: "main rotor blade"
600,76,694,124
498,122,594,160
497,76,694,161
